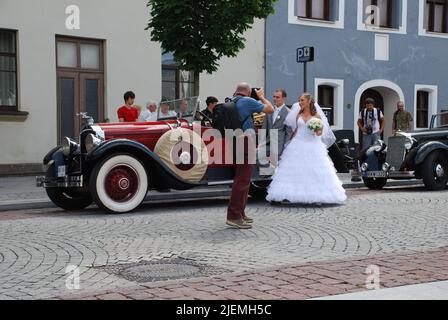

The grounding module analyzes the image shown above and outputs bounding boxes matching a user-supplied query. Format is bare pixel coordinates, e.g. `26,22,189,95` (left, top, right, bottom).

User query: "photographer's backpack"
212,97,243,135
362,108,382,127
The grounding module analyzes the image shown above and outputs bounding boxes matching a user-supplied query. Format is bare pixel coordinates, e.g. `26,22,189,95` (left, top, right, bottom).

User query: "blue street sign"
297,46,314,63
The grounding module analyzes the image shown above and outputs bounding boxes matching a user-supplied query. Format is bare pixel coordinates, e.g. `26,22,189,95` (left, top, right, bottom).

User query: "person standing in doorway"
357,98,385,150
392,101,413,134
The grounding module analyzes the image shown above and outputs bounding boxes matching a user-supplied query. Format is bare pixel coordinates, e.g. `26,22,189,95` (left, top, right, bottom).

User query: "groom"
258,89,292,175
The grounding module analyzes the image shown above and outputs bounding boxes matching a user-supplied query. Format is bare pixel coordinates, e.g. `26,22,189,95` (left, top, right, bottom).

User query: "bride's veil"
285,101,336,148
285,102,300,130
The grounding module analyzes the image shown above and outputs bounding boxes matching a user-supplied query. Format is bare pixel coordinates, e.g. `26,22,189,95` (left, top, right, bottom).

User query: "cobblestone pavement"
0,186,448,300
60,246,448,300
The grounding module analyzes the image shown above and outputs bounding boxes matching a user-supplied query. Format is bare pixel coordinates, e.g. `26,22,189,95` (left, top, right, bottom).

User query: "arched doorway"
354,80,405,143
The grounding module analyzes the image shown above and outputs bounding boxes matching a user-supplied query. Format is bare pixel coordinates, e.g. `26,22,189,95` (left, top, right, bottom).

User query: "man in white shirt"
138,101,158,122
258,89,292,172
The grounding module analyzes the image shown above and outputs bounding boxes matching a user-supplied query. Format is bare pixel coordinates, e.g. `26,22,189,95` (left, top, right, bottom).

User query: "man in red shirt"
117,91,139,122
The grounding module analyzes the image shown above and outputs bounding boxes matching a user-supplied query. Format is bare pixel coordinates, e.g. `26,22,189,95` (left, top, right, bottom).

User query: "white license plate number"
57,165,66,177
364,171,386,178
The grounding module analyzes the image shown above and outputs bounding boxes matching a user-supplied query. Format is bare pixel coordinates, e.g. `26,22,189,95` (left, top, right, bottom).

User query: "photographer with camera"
357,98,385,150
225,82,274,229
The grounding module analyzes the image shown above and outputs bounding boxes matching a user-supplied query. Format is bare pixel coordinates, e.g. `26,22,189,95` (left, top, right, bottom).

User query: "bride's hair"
299,93,317,116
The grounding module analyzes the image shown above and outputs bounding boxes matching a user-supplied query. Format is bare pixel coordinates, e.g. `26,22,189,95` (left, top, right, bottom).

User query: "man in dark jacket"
203,96,218,119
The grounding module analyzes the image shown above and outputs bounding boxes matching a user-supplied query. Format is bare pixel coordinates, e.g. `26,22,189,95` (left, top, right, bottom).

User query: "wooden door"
57,71,79,143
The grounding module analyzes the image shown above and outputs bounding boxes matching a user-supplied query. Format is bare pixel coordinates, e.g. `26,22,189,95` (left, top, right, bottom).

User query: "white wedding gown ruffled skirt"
266,117,347,204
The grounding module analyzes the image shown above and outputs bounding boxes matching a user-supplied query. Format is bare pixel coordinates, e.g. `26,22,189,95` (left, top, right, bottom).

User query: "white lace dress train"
266,117,347,204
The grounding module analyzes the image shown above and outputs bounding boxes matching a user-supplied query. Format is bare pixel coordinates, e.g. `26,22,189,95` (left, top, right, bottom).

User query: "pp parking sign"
297,46,314,63
297,46,314,92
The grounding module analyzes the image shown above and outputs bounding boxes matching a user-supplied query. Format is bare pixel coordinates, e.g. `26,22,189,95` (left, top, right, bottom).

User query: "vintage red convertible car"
37,98,346,213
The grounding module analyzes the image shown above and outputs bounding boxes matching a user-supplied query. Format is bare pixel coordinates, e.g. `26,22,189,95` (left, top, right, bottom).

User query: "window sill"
359,24,405,34
297,17,335,24
419,30,448,39
289,16,344,29
0,110,29,122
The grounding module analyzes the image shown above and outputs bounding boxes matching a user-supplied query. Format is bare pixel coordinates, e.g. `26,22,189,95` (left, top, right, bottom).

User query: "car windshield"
430,111,448,129
157,97,199,122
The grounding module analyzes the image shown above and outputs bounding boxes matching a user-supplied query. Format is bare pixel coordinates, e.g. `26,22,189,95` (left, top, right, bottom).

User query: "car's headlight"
404,137,416,150
61,137,79,157
85,134,103,152
371,140,385,152
361,163,369,172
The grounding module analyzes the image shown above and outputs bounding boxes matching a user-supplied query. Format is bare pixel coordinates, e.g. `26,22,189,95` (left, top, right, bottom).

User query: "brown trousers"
227,163,254,220
226,136,255,220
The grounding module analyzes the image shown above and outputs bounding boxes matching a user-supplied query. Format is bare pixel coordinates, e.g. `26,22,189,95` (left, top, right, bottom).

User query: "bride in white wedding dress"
266,93,347,205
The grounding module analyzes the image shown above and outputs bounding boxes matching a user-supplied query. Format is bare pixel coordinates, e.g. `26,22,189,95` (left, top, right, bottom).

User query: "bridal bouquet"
308,118,324,133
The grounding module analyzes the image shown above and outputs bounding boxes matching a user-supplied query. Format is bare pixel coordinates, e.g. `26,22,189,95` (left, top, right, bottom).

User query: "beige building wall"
0,0,265,167
199,20,265,107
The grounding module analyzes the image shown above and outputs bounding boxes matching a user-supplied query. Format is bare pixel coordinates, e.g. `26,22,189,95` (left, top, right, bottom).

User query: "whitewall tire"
90,154,148,213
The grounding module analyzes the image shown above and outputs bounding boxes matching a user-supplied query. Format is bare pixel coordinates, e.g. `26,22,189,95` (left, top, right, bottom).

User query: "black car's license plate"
364,171,387,178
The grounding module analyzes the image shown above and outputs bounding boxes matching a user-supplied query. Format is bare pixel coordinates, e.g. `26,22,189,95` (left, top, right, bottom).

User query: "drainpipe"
264,18,267,91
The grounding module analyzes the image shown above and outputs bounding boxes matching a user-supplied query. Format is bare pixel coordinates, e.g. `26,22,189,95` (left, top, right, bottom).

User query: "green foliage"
146,0,277,74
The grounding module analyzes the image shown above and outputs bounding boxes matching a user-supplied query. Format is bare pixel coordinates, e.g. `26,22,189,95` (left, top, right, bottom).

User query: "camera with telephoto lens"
251,88,261,101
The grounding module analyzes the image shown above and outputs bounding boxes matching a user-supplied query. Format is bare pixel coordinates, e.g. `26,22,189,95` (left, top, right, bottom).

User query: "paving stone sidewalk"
58,246,448,300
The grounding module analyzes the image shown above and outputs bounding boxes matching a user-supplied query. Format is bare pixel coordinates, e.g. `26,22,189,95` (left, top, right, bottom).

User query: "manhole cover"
124,264,200,279
99,258,227,283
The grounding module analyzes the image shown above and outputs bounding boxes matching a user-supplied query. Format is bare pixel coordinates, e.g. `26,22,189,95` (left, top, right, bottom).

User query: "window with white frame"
365,0,395,28
162,52,196,101
295,0,331,21
358,0,407,34
318,85,335,126
425,0,447,33
315,79,344,129
414,85,438,130
438,109,448,127
416,90,429,128
289,0,345,29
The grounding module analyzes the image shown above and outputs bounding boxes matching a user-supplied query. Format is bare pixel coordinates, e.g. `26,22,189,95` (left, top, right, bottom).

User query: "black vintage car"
354,111,448,190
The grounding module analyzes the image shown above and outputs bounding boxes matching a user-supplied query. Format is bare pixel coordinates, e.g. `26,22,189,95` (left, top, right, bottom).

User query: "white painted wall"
0,0,265,165
375,87,401,140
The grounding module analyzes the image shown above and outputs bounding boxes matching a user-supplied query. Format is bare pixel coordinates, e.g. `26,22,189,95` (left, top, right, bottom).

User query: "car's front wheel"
45,165,93,210
89,153,148,213
421,151,448,191
363,177,387,190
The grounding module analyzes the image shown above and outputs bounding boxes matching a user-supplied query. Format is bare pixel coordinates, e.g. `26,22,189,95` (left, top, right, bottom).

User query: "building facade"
0,0,265,171
266,0,448,141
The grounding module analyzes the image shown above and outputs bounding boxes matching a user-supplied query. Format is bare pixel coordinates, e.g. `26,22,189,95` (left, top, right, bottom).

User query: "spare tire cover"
154,128,209,183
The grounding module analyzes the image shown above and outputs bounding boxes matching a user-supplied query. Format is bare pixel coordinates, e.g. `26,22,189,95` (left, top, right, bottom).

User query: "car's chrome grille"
386,136,406,170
